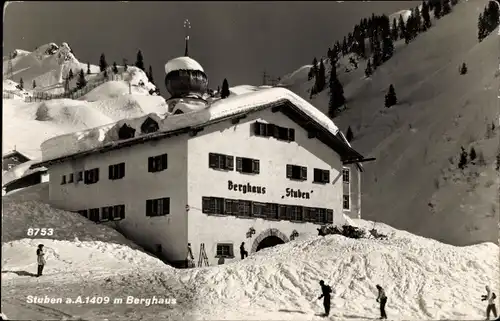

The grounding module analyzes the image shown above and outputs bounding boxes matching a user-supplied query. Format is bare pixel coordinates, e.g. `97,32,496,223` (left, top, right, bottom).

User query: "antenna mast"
183,19,191,56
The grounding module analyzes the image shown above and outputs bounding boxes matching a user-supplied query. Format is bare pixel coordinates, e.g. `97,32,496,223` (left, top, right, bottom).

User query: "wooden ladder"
198,243,209,267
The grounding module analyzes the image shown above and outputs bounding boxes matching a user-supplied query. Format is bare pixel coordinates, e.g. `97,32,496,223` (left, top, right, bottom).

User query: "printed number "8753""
27,228,54,236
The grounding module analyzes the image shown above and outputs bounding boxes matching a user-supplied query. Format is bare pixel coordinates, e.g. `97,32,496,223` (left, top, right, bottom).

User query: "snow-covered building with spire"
30,34,372,268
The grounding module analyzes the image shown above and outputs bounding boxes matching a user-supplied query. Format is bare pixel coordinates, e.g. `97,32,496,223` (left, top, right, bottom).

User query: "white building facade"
32,51,370,268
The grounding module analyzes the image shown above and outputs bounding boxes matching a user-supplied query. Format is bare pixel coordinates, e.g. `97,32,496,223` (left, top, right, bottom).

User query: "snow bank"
1,238,168,282
39,87,341,162
1,198,142,248
165,56,204,74
185,219,498,320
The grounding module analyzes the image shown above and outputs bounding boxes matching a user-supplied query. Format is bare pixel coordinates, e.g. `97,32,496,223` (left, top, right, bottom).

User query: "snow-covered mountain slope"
281,0,500,246
1,218,498,320
2,43,166,159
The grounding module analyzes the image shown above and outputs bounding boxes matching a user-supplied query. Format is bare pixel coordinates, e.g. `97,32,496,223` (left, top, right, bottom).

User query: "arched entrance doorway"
251,228,289,253
255,235,285,252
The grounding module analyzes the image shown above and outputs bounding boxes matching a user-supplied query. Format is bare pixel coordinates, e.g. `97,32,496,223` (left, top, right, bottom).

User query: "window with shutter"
225,199,233,214
303,207,310,221
317,208,326,223
252,159,260,174
313,169,322,183
236,157,243,172
343,195,350,210
160,154,168,170
61,175,66,185
68,173,74,183
202,197,212,214
326,209,334,223
286,164,293,178
266,203,278,219
260,122,267,136
94,168,99,182
278,205,287,219
77,171,83,182
226,155,234,170
322,170,330,183
253,122,261,136
148,157,155,172
208,153,217,168
308,208,317,222
288,128,295,141
266,123,275,136
300,167,307,180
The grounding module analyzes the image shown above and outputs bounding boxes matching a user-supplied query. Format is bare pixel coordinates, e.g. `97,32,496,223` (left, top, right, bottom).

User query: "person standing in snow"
482,285,497,319
240,242,248,260
318,280,332,317
186,243,194,268
36,244,46,277
376,284,388,319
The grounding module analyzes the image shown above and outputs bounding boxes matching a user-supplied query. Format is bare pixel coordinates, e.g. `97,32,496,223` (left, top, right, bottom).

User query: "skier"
317,280,332,317
482,285,497,320
240,242,248,260
376,284,388,319
36,244,46,277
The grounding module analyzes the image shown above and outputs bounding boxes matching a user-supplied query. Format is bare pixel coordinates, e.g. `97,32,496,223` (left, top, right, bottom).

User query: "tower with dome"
164,21,209,114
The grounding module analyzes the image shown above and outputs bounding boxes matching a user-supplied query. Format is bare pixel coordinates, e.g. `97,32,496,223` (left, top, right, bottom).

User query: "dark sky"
4,1,415,96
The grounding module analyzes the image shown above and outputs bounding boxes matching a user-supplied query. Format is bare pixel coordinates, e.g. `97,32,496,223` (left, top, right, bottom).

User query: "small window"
307,208,317,223
148,154,168,173
290,206,303,221
266,203,279,219
343,195,350,210
77,210,88,218
252,202,267,218
113,204,125,220
342,168,350,184
84,168,100,185
146,197,170,217
77,171,83,182
88,208,100,222
313,168,330,184
68,173,74,183
109,162,125,180
101,206,112,222
61,175,66,185
202,197,224,214
236,157,260,174
317,208,327,223
237,200,252,217
253,121,268,136
286,164,307,181
208,153,234,171
224,199,234,215
216,243,234,258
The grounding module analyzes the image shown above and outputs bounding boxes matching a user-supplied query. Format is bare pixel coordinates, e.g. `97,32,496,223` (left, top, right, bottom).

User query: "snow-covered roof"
3,160,47,187
2,150,33,160
165,57,204,75
32,87,366,168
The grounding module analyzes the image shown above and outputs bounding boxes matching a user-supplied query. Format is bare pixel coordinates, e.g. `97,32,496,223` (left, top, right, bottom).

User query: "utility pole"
184,19,191,56
262,71,267,86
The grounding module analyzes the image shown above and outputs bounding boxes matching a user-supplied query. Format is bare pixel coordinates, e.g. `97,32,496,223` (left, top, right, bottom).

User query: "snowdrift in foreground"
186,219,498,320
1,238,168,282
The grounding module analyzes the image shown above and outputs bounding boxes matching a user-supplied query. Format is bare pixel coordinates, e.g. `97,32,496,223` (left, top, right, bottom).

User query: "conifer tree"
32,79,36,89
391,18,399,40
372,38,383,68
442,0,451,15
315,60,326,93
469,146,477,162
382,35,394,62
328,66,346,118
76,69,87,89
384,84,397,108
458,146,468,169
135,50,145,71
422,1,432,30
365,59,373,77
87,62,91,75
99,53,108,72
459,62,467,75
123,58,128,72
478,13,486,42
398,15,406,39
346,126,354,142
311,57,318,77
68,69,74,80
19,78,23,90
112,62,118,74
147,65,154,83
221,78,230,99
434,0,442,19
414,6,422,33
342,36,348,55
